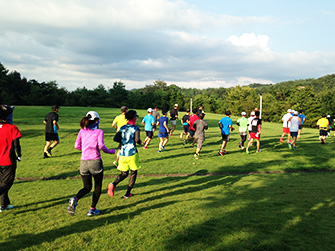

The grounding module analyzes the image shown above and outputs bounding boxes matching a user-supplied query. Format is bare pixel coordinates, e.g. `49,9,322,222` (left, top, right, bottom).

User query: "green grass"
1,106,335,250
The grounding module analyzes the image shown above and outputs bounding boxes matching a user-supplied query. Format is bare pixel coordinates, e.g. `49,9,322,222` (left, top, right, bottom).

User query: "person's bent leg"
76,174,93,200
125,170,137,196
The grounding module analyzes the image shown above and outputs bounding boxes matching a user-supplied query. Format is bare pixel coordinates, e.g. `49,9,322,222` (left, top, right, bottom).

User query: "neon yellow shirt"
112,114,128,132
317,118,329,130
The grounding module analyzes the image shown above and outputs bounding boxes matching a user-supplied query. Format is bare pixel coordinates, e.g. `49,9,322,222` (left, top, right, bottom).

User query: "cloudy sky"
1,0,335,91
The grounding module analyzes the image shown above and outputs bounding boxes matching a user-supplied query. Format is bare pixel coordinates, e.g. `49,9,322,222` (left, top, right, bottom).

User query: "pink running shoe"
107,183,115,197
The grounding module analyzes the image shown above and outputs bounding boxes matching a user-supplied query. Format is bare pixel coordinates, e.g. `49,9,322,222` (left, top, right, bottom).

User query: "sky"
1,0,335,91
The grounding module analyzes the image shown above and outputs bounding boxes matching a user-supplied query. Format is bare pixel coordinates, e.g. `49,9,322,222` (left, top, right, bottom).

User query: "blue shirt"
158,116,169,133
298,114,305,125
142,114,155,131
118,124,140,156
219,116,232,135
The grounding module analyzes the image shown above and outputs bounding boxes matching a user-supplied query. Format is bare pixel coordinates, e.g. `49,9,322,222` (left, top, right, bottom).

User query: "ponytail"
80,117,90,128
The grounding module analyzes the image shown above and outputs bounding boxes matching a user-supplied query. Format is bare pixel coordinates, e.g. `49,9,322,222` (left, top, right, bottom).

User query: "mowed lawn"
1,106,335,250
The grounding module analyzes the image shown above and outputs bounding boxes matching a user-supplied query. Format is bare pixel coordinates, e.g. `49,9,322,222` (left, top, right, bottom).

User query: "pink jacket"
75,128,115,160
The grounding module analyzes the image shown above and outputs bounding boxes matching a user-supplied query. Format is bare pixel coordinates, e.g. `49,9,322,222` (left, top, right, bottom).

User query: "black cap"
0,105,13,120
125,110,138,120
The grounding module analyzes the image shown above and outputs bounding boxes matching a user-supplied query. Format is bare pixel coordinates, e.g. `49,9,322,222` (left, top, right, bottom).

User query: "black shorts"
45,133,59,142
299,125,303,130
183,125,190,133
221,134,229,142
153,124,157,129
189,130,195,137
146,131,153,139
320,130,327,136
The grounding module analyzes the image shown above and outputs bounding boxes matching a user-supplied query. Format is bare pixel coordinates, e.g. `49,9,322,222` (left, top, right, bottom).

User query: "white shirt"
248,116,255,131
282,113,293,128
290,116,299,132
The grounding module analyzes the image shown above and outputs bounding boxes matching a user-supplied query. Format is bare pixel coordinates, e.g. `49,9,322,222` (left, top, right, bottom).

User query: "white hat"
147,108,153,113
86,111,100,120
241,111,247,116
294,111,298,115
287,109,292,113
327,115,331,118
251,111,255,116
174,104,178,107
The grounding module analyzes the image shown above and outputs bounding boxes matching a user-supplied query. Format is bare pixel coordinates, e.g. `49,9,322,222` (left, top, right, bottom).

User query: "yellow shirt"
112,114,128,132
317,118,329,130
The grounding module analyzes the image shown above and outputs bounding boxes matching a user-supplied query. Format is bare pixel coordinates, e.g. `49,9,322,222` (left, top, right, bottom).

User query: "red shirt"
0,123,22,166
189,114,199,131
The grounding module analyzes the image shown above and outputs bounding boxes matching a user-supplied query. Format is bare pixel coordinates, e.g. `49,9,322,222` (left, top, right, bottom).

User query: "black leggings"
0,163,17,207
76,171,103,208
241,134,247,147
113,170,138,194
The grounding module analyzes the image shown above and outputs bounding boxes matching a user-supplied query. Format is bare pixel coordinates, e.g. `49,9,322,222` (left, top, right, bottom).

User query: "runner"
108,110,142,199
0,105,22,213
297,109,306,139
183,109,199,146
237,111,249,150
43,105,60,158
192,113,208,159
157,109,170,152
67,111,115,216
112,106,128,167
316,114,329,144
169,104,178,136
246,111,262,154
218,111,234,155
152,107,160,135
247,111,255,142
180,109,190,139
280,109,293,143
287,111,301,150
141,108,155,149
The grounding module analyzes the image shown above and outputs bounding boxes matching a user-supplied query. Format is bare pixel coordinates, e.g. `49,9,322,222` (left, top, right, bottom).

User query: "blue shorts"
158,132,169,138
290,131,298,137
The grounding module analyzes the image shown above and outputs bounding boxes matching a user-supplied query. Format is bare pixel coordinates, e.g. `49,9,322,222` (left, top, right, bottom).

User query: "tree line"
1,62,335,127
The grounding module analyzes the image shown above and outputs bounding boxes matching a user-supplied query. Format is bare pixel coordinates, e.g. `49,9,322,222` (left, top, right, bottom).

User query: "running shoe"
47,148,52,156
43,152,49,159
238,142,242,148
222,150,227,154
107,183,115,197
293,147,296,150
194,154,199,159
180,133,183,138
169,133,173,136
256,149,261,153
124,193,133,199
67,197,78,215
143,146,148,150
162,146,165,151
87,208,100,216
246,148,250,154
280,138,283,143
0,205,14,212
241,147,245,150
113,161,118,167
218,151,224,156
288,143,292,150
158,150,162,153
183,139,186,146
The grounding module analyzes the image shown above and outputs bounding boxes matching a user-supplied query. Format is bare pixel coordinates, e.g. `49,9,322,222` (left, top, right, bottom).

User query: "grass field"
1,106,335,250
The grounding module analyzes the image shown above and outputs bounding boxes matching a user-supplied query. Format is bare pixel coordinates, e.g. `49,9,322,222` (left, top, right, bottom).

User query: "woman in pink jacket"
67,111,115,216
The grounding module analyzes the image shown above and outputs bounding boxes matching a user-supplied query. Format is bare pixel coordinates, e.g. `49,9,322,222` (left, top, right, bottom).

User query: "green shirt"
237,117,248,133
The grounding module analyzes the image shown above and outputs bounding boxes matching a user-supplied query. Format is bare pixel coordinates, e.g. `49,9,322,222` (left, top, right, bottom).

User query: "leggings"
240,134,247,147
113,170,138,194
76,171,103,208
0,163,17,207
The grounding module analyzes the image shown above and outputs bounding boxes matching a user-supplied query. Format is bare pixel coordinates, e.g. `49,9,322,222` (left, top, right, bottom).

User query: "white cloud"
0,0,334,91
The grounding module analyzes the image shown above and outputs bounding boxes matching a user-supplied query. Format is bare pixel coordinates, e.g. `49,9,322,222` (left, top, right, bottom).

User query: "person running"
297,109,306,139
112,106,128,167
152,107,160,135
67,111,115,216
0,105,22,213
142,108,155,149
247,111,255,142
108,110,142,199
218,111,234,155
280,109,293,143
287,111,301,150
197,104,204,117
237,111,249,150
327,115,332,137
246,111,262,154
169,104,178,136
157,109,170,152
180,109,190,139
183,109,199,146
43,105,60,158
192,113,208,159
316,114,329,144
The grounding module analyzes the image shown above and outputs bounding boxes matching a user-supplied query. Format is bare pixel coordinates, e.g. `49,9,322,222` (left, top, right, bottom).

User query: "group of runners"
1,104,334,216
